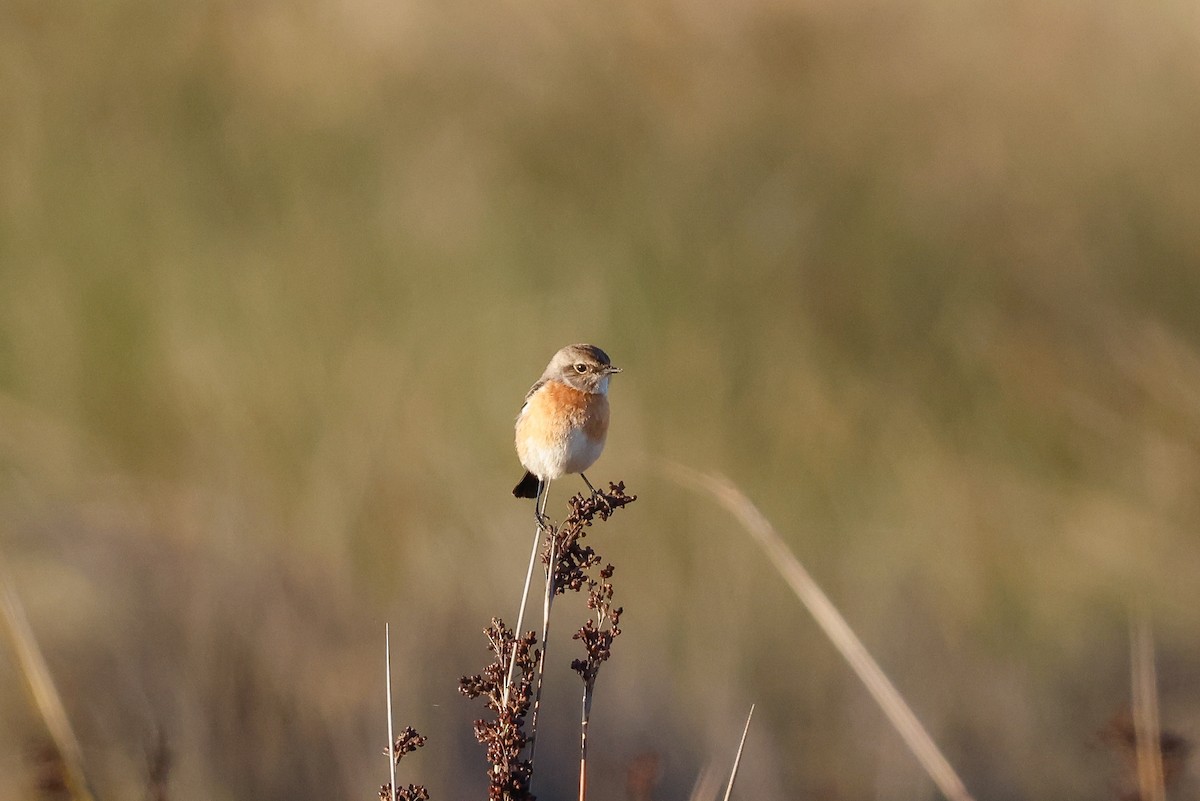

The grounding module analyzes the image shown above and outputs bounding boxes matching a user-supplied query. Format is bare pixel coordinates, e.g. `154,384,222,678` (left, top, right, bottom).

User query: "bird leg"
534,479,553,531
580,473,608,506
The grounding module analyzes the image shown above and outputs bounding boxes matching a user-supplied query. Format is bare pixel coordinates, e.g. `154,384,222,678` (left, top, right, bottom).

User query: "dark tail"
512,471,540,499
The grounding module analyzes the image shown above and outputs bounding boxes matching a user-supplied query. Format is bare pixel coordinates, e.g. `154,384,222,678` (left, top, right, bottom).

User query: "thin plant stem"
578,681,594,801
686,762,721,801
664,462,975,801
0,553,97,801
1131,613,1166,801
527,529,559,770
505,518,545,706
721,704,755,801
386,624,397,801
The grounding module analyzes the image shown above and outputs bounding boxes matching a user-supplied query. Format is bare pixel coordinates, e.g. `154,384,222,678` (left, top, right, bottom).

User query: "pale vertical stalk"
1131,614,1166,801
504,520,543,706
578,682,595,801
686,762,721,801
721,704,755,801
386,624,397,801
664,463,975,801
527,531,559,769
0,554,96,801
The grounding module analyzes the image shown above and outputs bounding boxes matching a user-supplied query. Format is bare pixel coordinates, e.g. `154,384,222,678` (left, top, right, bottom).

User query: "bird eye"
574,363,588,373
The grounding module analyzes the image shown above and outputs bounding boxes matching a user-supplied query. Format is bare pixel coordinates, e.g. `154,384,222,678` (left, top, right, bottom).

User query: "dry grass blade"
1130,614,1166,801
0,553,97,801
386,624,398,801
664,463,975,801
528,528,561,772
505,522,544,705
721,704,754,801
686,760,722,801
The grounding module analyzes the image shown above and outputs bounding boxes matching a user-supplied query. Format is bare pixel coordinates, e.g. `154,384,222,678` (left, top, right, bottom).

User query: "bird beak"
606,365,622,374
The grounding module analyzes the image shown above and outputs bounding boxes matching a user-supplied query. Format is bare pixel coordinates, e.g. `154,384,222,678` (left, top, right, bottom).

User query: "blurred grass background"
2,0,1200,798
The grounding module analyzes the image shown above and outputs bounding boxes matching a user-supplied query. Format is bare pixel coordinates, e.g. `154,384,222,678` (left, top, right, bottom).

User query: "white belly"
562,427,605,474
518,424,606,480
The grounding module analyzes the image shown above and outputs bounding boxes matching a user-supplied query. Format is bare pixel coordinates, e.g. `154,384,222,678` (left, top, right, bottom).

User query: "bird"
513,343,620,527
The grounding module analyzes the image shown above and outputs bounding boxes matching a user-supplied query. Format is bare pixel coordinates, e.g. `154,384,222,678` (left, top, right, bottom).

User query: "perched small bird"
513,344,621,525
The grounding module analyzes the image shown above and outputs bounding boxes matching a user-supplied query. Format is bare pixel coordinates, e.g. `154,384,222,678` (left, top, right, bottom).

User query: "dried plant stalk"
1130,615,1166,801
665,463,975,801
721,705,755,801
0,554,97,801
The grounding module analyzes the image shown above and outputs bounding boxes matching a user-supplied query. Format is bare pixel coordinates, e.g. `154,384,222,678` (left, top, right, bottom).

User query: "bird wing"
521,378,548,408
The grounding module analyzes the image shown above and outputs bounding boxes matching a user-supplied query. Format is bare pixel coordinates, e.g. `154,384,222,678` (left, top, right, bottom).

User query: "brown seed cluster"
378,726,430,801
545,482,637,595
386,727,428,763
571,563,621,688
458,619,539,801
380,482,636,801
377,783,430,801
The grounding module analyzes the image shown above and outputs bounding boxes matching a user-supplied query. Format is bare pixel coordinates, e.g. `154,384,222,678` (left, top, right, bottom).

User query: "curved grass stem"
664,463,975,801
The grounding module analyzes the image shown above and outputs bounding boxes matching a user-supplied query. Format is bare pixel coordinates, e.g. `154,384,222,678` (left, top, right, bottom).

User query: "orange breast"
518,382,607,440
